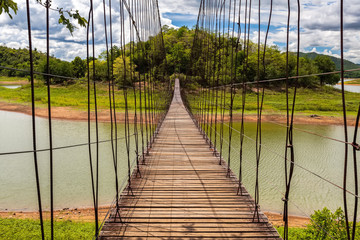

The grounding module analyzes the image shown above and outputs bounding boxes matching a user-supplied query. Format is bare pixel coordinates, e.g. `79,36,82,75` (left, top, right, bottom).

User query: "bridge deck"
100,80,281,239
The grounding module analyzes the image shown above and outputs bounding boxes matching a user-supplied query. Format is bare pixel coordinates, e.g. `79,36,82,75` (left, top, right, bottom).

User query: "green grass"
346,79,360,84
0,79,166,112
187,86,360,117
276,226,307,239
0,218,94,240
0,218,305,240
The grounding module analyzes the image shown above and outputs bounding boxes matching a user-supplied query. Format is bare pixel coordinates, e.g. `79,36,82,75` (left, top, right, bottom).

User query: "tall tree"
71,56,86,78
314,55,339,85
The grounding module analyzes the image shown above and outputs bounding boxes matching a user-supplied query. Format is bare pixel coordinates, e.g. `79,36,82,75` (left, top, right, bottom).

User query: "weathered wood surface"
100,79,281,239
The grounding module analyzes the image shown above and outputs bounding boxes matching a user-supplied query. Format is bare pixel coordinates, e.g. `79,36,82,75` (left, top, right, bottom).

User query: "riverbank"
0,207,310,228
0,100,355,125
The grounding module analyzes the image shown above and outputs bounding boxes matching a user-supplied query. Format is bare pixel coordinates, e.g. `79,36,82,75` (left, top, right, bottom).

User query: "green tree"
71,56,86,78
305,207,349,239
87,60,107,82
37,58,74,84
1,0,86,35
113,55,137,88
0,0,18,19
314,55,339,85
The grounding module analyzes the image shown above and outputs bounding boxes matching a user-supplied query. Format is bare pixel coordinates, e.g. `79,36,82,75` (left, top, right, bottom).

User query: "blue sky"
0,0,359,64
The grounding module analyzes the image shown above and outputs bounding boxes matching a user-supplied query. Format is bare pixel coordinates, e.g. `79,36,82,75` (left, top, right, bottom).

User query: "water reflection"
0,110,358,219
211,122,358,217
0,110,138,211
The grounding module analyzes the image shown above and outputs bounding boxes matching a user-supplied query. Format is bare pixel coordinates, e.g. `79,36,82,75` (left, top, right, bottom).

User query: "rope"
45,1,54,238
26,1,44,238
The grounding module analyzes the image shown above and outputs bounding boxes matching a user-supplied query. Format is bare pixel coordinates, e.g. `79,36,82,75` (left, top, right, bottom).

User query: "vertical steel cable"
227,0,234,176
45,0,54,238
351,105,360,239
340,0,351,238
209,0,219,149
135,0,145,162
227,0,238,176
124,88,133,195
283,0,291,237
89,0,100,235
253,0,261,222
237,0,247,195
130,0,141,177
283,0,298,237
109,0,121,221
86,0,97,236
214,0,225,156
103,0,117,220
26,1,44,238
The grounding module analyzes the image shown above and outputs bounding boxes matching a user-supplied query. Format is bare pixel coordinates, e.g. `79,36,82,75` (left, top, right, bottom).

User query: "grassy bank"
188,85,360,117
0,78,163,112
1,77,359,117
0,218,94,239
346,79,360,84
0,76,29,83
0,218,306,239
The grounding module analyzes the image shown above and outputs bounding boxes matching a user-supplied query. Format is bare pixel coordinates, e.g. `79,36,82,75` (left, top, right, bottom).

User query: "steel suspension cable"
26,1,45,238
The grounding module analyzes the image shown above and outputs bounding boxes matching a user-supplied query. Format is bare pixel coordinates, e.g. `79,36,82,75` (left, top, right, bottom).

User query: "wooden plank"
99,79,280,239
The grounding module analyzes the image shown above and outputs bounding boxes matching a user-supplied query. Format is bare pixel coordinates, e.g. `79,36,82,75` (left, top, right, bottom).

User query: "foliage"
0,46,46,77
314,55,339,85
0,218,94,239
276,226,307,239
71,56,86,78
0,0,18,19
276,208,360,239
113,55,137,88
87,60,107,82
0,0,87,35
304,207,350,239
299,52,360,78
37,58,74,84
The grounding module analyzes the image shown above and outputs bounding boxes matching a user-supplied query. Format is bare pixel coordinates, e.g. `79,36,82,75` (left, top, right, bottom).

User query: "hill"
298,52,360,78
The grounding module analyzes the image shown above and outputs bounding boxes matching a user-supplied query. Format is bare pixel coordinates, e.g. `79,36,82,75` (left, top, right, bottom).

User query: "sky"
0,0,359,64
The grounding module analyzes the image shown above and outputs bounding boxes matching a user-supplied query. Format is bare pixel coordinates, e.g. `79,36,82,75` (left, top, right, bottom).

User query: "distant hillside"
298,52,360,78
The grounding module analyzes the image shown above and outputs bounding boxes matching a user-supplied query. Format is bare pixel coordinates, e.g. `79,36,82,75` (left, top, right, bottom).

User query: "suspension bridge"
1,0,360,239
100,79,280,238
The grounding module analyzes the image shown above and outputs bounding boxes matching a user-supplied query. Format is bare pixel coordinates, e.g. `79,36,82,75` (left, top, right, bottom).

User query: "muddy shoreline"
0,101,354,125
0,207,310,228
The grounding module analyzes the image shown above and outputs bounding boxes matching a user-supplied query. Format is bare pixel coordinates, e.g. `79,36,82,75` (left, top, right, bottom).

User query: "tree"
37,58,74,84
1,0,86,35
71,56,86,78
113,55,137,88
0,0,18,19
314,55,339,86
87,60,107,82
305,207,349,239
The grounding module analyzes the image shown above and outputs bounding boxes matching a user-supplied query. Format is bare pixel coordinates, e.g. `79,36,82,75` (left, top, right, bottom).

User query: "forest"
0,25,359,88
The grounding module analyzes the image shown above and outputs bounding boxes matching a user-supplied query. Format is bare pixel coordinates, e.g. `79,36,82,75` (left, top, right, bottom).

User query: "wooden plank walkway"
100,79,281,239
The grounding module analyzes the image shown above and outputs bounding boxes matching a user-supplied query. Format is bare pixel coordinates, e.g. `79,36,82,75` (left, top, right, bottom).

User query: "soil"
0,81,29,85
264,211,310,228
0,207,310,228
0,101,355,125
0,102,135,123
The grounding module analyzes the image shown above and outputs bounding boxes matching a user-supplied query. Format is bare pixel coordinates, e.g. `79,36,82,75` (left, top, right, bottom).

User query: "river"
0,110,358,219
